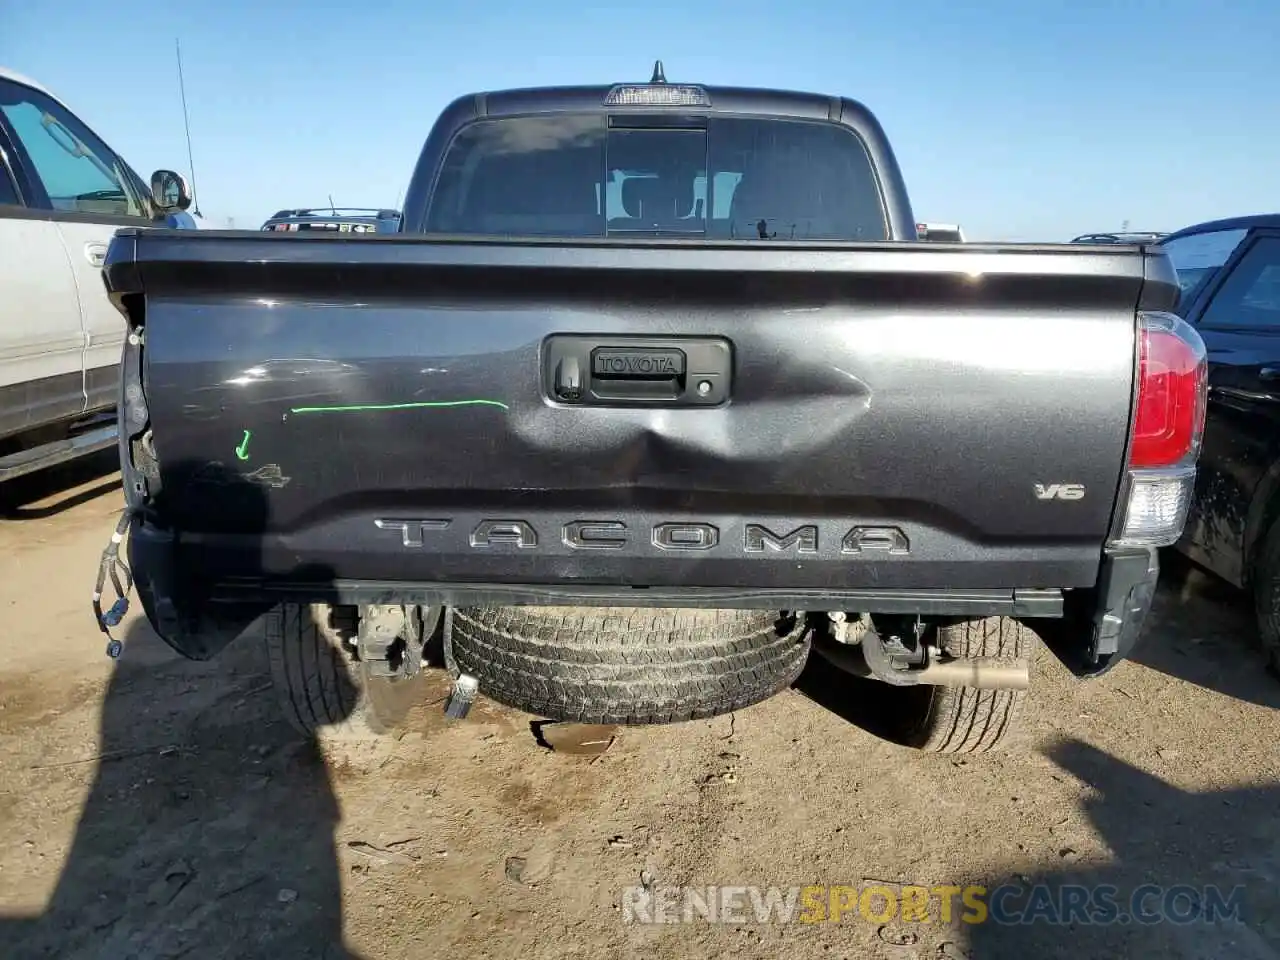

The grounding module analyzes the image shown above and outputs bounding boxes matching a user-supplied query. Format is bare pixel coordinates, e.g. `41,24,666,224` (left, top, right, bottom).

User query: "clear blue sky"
4,0,1277,239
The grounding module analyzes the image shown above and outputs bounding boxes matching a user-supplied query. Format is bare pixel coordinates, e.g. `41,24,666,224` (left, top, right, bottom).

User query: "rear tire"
264,603,429,738
893,616,1035,754
446,606,810,724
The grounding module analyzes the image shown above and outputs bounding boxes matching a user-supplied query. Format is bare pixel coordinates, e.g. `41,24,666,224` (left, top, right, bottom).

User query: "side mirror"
150,169,192,212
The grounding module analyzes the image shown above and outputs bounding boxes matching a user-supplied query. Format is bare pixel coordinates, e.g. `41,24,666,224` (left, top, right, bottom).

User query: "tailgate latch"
544,335,731,407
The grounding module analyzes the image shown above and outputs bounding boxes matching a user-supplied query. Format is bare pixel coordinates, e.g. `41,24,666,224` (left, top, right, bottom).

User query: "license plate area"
543,335,732,407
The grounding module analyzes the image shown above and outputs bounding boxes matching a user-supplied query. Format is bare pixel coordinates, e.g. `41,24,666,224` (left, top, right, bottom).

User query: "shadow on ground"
0,450,120,521
3,616,360,960
4,458,362,959
967,738,1280,959
791,561,1280,957
1132,552,1280,710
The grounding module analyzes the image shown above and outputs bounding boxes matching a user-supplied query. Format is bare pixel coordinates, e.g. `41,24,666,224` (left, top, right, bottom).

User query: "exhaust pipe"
814,625,1030,691
909,658,1029,690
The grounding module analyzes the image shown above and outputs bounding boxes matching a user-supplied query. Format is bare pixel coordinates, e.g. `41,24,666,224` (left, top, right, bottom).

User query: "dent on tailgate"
119,235,1148,593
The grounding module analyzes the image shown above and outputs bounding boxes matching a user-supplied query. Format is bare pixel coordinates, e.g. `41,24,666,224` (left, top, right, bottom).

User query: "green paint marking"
288,399,510,415
235,430,252,461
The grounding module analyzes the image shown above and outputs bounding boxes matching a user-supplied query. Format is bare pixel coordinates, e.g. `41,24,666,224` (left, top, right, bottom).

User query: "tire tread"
265,603,375,738
448,606,809,724
906,616,1033,754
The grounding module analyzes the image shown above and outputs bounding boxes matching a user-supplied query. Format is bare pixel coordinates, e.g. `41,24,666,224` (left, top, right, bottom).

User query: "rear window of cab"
426,114,887,241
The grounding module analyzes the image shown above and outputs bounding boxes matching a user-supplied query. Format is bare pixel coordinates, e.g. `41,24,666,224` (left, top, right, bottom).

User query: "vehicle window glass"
606,128,707,235
427,114,887,241
428,115,606,238
705,117,885,240
1198,237,1280,330
0,80,143,218
1159,228,1248,304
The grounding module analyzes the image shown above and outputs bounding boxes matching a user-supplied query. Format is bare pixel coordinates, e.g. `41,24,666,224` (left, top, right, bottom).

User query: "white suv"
0,66,192,481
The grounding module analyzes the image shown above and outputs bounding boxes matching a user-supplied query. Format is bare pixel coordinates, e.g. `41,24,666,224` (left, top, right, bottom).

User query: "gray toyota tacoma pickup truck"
98,68,1208,753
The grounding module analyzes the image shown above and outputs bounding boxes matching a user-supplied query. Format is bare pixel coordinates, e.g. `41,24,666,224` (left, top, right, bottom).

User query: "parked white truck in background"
0,67,193,482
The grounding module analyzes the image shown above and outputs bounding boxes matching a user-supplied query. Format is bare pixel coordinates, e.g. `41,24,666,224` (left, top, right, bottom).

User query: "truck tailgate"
108,232,1163,592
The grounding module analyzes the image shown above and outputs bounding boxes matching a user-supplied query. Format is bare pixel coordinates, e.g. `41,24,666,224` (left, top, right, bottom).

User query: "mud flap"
1041,546,1159,678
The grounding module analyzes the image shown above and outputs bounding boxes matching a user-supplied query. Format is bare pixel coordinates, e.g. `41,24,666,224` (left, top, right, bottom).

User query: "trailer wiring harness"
93,509,134,658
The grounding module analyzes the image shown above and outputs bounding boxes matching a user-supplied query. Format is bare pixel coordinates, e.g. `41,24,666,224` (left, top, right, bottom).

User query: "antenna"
329,194,337,214
175,39,201,216
651,60,667,84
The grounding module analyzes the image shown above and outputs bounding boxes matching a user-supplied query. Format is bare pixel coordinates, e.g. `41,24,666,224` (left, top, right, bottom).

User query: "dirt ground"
2,454,1280,960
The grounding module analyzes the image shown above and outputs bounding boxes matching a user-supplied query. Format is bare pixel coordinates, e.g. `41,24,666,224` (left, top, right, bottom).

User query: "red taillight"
1128,312,1208,469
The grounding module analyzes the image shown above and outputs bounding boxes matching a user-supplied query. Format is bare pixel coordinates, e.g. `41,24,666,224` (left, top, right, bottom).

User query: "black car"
1158,215,1280,669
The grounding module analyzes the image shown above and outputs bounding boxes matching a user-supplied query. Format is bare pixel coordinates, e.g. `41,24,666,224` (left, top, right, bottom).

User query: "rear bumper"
127,517,1157,675
211,579,1065,616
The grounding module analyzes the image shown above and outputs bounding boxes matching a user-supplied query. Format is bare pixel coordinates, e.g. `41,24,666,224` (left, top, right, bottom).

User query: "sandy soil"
1,453,1279,960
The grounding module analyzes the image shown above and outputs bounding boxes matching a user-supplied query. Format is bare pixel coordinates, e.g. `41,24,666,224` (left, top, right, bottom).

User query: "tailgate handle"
589,348,685,401
545,336,731,407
